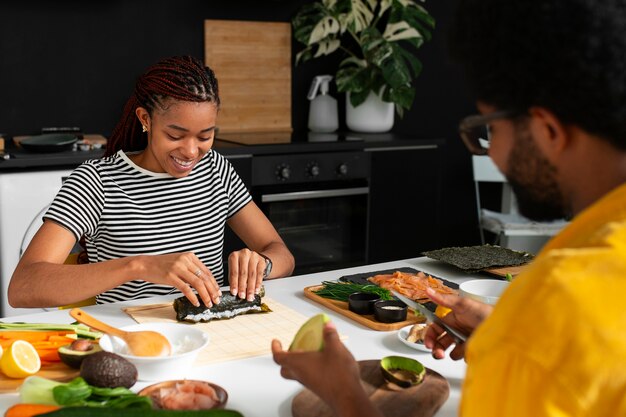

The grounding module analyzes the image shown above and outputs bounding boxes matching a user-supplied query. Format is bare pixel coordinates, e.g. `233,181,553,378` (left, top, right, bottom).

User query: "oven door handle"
261,187,369,203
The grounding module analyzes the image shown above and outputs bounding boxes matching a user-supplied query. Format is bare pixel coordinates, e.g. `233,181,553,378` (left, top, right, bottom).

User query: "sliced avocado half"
58,342,102,369
380,355,426,388
288,313,330,352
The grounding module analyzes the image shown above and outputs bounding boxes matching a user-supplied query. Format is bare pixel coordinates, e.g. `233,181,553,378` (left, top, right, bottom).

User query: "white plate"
397,324,431,352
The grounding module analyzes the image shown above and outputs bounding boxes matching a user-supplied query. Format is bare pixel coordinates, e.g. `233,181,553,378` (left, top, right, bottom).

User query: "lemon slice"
435,305,452,319
1,340,41,378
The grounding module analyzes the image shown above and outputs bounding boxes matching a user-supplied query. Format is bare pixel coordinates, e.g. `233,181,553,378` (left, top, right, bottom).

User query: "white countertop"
0,257,476,416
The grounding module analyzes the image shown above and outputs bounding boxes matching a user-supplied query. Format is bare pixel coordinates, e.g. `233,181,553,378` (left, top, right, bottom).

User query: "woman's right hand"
423,287,493,360
140,252,221,307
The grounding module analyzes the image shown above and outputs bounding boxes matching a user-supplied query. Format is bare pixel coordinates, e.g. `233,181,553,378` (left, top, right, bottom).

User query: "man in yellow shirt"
271,0,626,416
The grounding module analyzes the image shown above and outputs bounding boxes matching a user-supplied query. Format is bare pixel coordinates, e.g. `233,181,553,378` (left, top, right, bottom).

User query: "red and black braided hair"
105,55,220,157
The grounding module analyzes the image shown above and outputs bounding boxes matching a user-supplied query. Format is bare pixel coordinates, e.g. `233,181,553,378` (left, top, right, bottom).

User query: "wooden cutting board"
304,286,426,331
292,360,449,417
0,362,79,393
204,20,292,134
483,264,525,278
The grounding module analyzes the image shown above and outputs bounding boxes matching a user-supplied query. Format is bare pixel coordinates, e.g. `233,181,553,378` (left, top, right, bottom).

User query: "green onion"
313,281,392,301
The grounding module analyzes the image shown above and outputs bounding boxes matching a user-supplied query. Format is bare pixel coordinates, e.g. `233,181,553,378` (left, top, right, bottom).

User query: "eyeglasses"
459,110,519,155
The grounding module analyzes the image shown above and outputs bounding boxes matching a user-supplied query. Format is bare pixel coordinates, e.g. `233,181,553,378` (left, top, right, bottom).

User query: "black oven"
251,151,370,275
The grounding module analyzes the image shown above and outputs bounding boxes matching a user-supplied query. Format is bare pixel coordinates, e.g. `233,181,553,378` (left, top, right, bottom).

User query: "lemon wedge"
1,340,41,378
435,305,452,319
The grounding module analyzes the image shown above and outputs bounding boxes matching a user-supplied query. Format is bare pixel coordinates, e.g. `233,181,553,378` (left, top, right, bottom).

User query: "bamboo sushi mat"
123,298,308,366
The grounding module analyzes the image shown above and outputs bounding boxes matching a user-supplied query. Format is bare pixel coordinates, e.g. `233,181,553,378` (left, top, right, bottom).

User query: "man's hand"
424,287,493,360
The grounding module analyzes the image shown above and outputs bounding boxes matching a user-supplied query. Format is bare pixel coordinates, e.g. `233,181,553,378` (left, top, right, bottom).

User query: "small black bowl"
374,300,408,323
348,292,381,315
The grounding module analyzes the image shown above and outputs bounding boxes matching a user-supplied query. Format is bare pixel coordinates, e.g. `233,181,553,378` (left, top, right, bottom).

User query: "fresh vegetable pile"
0,322,101,365
313,281,393,302
18,375,152,408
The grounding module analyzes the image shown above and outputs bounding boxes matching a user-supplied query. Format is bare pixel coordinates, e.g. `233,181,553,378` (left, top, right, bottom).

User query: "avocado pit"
58,339,102,369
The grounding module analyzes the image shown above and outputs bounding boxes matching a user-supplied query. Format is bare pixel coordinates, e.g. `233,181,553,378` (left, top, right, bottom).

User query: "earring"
142,125,147,133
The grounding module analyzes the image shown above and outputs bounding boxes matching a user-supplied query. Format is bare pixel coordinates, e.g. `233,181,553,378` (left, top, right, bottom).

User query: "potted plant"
292,0,435,132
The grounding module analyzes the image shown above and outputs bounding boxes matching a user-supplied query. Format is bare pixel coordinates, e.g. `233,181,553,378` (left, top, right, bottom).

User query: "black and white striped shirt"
44,149,251,304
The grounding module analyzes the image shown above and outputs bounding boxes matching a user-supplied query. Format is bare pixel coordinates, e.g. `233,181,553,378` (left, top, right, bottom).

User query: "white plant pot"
346,92,394,133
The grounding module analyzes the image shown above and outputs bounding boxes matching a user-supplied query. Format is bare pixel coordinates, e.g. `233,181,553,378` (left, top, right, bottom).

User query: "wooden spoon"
70,308,172,357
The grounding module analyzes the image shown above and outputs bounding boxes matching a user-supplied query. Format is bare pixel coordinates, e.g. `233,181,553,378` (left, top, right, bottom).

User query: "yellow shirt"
462,182,626,417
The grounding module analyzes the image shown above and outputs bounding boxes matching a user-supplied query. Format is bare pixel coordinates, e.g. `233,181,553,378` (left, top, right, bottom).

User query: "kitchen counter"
0,257,470,416
0,131,445,171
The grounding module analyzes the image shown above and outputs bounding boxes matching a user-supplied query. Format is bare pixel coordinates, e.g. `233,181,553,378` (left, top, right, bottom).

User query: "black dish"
374,300,407,323
20,133,78,153
348,292,381,315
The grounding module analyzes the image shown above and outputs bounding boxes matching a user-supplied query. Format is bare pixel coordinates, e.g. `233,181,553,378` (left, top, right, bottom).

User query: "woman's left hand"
228,248,266,301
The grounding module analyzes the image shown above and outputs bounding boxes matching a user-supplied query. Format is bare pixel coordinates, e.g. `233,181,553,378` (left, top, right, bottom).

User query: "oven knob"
337,163,349,176
276,164,291,181
306,162,320,178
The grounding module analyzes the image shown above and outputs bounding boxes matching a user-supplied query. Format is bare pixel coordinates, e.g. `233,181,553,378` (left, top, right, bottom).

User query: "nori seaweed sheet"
422,244,533,273
173,292,271,323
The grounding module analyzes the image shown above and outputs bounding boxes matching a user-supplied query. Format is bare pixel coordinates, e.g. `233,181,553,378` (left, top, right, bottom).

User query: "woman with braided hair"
9,55,294,308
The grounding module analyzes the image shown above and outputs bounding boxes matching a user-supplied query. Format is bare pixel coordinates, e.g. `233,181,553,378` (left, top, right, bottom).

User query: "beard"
505,125,570,221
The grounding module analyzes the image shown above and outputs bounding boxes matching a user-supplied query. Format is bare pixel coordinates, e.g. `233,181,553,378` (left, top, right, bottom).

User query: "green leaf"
349,88,372,107
397,45,423,78
313,38,341,58
53,377,92,406
295,47,315,65
336,65,372,93
388,84,415,112
309,16,341,45
335,0,375,34
292,3,329,45
383,21,423,43
380,51,411,88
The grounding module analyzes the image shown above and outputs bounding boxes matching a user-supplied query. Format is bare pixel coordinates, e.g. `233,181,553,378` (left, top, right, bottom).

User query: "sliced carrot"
35,349,61,362
0,330,74,342
4,404,61,417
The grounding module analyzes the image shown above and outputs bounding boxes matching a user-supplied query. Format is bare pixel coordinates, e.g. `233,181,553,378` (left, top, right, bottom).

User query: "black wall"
0,0,480,248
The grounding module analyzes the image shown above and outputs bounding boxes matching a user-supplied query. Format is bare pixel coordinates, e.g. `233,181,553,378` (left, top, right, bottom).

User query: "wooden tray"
483,264,525,278
292,360,449,417
0,362,79,393
303,286,425,331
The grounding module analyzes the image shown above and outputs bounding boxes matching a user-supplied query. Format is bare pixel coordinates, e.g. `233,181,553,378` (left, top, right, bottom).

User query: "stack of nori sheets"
422,244,533,273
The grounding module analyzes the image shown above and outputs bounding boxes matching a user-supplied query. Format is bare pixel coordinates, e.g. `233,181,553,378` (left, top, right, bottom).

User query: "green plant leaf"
383,21,423,43
309,16,341,45
335,0,375,34
360,26,385,55
388,84,415,113
293,3,329,45
292,0,434,116
336,65,371,93
314,39,342,57
397,45,423,78
349,88,373,107
295,47,315,65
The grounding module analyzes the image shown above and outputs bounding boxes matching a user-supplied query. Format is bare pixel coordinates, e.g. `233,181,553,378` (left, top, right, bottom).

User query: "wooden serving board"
304,286,425,331
483,264,526,278
292,360,449,417
0,362,79,393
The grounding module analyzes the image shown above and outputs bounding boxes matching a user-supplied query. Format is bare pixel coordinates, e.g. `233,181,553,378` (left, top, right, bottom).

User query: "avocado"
288,313,330,352
58,340,103,369
80,351,138,388
380,355,425,388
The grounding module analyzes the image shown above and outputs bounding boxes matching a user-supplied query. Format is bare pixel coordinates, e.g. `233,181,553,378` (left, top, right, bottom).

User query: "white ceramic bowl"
459,279,509,305
99,323,210,381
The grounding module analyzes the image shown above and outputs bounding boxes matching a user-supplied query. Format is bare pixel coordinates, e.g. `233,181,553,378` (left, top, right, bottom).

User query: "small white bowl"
459,279,509,305
99,323,210,381
397,324,431,353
